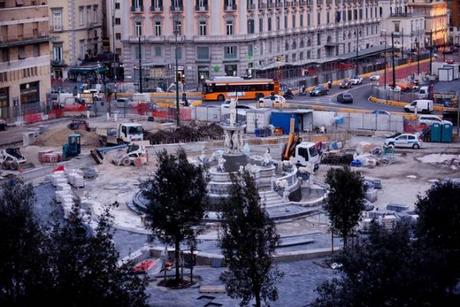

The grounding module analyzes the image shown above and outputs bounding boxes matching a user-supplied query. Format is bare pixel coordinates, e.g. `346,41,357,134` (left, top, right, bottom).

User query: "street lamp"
382,30,387,90
415,37,420,76
174,16,180,127
355,27,360,76
391,32,396,89
138,34,143,93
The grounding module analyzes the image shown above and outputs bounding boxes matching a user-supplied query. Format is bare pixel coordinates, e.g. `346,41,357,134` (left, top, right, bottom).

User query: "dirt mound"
144,122,223,144
34,124,100,147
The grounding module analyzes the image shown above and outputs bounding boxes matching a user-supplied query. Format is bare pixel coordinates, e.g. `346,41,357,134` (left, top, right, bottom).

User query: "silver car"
384,133,423,149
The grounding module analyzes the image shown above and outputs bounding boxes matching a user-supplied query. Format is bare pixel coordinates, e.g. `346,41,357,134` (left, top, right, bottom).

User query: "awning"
68,66,107,75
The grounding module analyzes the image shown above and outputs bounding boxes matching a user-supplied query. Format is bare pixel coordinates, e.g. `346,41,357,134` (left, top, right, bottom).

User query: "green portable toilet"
430,123,442,143
441,123,453,143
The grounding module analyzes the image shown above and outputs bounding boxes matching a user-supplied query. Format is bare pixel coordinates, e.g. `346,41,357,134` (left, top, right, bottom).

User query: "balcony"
247,2,256,10
51,59,65,67
150,5,163,12
0,33,49,48
170,5,183,12
195,5,208,12
131,6,144,13
224,3,237,11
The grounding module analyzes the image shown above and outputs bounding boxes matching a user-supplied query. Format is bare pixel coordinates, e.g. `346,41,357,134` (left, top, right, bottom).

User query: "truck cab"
293,142,320,171
118,123,143,143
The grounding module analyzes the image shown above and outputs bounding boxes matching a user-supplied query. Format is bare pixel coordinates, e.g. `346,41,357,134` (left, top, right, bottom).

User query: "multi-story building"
0,0,51,122
408,0,448,46
48,0,103,80
105,0,123,57
447,0,460,45
380,0,425,51
119,0,384,90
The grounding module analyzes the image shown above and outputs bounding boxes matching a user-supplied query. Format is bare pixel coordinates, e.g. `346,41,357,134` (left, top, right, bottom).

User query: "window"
79,7,85,26
224,46,237,59
52,44,63,62
307,13,311,27
317,33,321,45
135,21,142,36
52,9,63,31
292,14,296,28
284,15,287,29
300,14,304,27
197,46,209,59
394,22,400,33
317,12,320,25
299,51,304,60
259,18,263,33
115,18,121,25
154,21,162,36
32,44,40,57
248,44,253,58
174,20,182,35
199,20,207,36
116,33,121,40
154,46,161,56
248,19,255,34
276,16,280,30
115,2,120,9
268,17,272,32
18,46,26,60
326,12,329,24
226,20,233,35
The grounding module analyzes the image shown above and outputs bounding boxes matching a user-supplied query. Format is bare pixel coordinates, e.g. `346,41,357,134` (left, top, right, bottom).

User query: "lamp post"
382,30,387,90
110,0,117,115
391,32,396,89
355,26,360,76
138,34,143,93
429,31,433,76
174,16,180,127
415,38,420,76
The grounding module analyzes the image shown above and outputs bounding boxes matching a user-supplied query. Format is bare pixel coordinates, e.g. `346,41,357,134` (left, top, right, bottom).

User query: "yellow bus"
202,77,280,101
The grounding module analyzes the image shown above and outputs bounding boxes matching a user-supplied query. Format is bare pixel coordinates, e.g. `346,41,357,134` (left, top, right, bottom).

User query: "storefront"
20,81,40,113
0,87,9,120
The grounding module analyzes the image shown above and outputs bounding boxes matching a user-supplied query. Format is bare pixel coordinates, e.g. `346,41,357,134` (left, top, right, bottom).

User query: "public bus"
202,77,280,101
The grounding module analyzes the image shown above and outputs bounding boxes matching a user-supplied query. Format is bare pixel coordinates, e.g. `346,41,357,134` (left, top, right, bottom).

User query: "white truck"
291,142,321,172
96,123,144,146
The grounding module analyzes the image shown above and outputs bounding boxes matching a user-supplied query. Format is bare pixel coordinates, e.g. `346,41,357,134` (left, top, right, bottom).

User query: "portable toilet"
441,123,453,143
430,123,442,142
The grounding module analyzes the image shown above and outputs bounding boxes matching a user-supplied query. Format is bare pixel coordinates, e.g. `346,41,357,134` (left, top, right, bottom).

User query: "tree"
324,166,365,247
49,202,148,307
219,171,283,307
142,149,208,285
416,181,460,289
313,222,456,307
0,180,53,306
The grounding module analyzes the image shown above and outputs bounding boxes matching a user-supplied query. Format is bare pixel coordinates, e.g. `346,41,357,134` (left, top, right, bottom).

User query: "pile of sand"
34,124,100,147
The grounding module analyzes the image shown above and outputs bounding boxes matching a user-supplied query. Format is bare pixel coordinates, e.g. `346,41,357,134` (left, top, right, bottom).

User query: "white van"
404,99,433,114
417,86,429,99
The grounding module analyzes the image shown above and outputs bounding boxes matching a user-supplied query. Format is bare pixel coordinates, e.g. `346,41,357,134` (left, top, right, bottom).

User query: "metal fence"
337,112,404,132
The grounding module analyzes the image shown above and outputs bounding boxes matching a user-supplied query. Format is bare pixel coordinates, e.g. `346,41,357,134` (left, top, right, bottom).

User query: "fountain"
132,98,328,222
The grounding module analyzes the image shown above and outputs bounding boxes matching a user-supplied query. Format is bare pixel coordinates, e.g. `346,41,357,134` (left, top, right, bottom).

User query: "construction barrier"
368,96,457,113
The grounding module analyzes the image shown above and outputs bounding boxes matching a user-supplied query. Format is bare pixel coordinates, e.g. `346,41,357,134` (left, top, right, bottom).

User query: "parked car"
309,85,328,96
113,98,135,108
260,94,287,107
384,133,423,149
337,93,353,103
369,75,381,81
418,114,453,127
404,99,433,114
221,100,255,117
370,110,391,116
350,76,363,85
339,79,352,89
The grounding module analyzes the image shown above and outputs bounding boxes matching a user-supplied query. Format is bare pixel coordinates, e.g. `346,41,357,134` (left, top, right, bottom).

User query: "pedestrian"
327,80,332,89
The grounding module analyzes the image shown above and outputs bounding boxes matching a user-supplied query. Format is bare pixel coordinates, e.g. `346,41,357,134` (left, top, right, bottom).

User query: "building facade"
380,0,426,51
105,0,123,57
119,0,383,90
0,0,51,122
408,0,448,46
48,0,103,80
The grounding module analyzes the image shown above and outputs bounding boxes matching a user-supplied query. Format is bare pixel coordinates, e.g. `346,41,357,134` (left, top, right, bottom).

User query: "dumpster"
441,123,453,143
430,123,442,142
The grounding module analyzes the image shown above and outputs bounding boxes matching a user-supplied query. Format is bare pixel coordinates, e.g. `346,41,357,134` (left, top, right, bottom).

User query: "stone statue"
228,98,237,126
263,147,272,166
217,155,226,172
232,131,240,152
224,131,232,153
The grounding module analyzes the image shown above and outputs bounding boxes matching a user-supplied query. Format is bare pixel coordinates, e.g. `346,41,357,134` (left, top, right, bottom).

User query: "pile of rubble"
34,124,100,147
416,153,460,170
144,122,223,144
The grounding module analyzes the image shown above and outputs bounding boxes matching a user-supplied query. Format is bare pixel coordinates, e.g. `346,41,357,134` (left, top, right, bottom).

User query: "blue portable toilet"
430,123,442,142
441,123,453,143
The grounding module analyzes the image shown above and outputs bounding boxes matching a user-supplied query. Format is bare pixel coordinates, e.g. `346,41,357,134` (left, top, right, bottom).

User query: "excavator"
0,148,27,170
281,117,321,172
